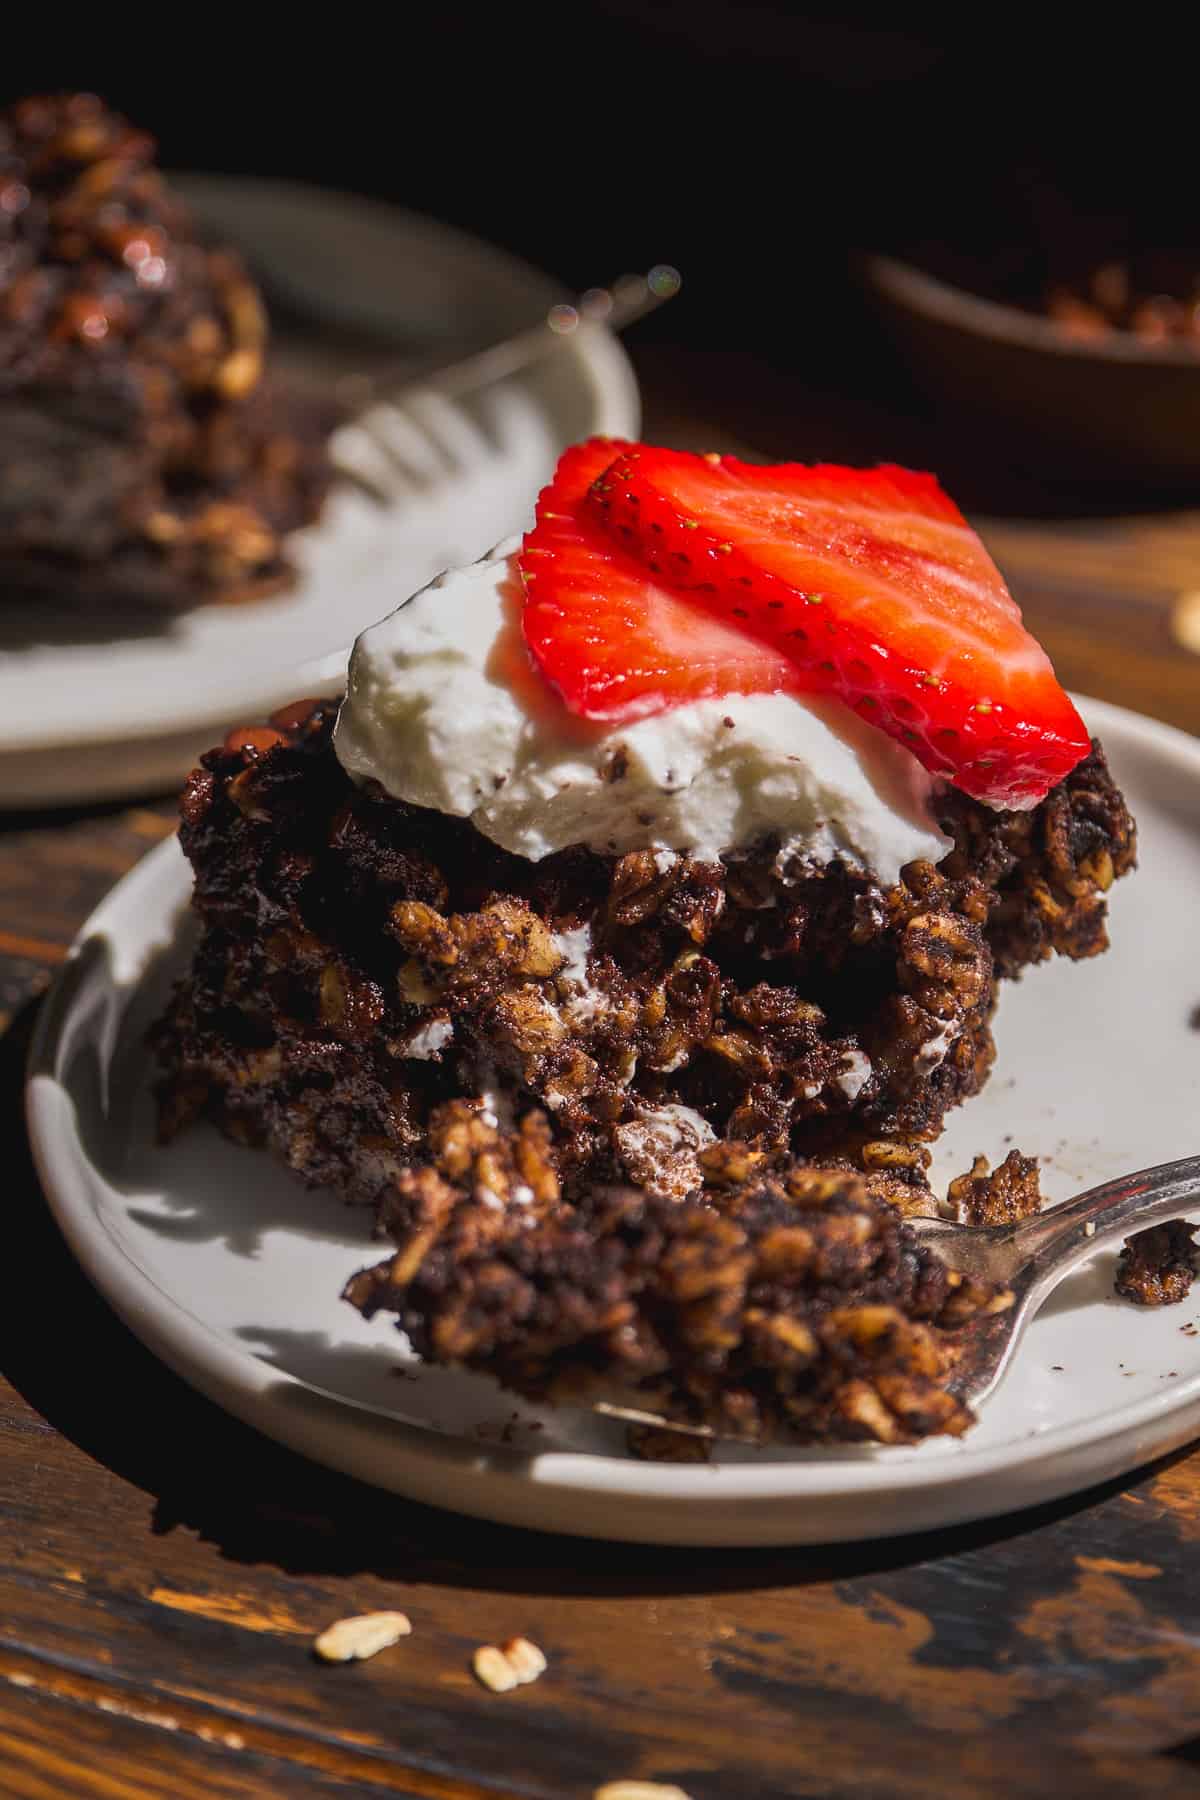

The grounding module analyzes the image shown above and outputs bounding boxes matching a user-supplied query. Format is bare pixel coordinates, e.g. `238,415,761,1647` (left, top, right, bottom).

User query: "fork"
327,266,679,503
596,1153,1200,1440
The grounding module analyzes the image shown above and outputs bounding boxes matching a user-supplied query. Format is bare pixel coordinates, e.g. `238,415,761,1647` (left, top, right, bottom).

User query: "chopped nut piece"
949,1150,1042,1227
313,1611,412,1663
469,1636,547,1690
1172,588,1200,656
594,1783,693,1800
501,1637,548,1684
473,1645,518,1693
391,900,458,965
1115,1220,1199,1307
215,346,262,399
472,1641,543,1693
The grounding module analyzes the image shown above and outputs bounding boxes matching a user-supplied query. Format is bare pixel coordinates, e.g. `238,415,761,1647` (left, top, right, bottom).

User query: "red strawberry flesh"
519,439,799,720
585,450,1089,809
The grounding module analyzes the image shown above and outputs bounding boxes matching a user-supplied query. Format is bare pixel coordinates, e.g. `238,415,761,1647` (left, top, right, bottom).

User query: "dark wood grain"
2,355,1200,1799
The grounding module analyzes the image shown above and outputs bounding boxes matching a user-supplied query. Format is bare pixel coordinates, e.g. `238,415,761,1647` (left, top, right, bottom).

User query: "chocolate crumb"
627,1423,713,1464
1115,1220,1199,1307
948,1150,1042,1228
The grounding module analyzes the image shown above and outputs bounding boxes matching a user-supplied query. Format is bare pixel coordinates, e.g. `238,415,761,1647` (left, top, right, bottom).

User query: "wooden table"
3,346,1200,1800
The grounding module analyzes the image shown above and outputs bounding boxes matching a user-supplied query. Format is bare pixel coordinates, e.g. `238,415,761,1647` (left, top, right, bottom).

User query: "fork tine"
350,390,494,497
401,387,497,475
326,417,406,506
355,401,451,491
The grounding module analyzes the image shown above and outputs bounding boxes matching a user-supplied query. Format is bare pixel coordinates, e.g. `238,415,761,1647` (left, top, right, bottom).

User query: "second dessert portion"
0,93,334,610
153,441,1136,1444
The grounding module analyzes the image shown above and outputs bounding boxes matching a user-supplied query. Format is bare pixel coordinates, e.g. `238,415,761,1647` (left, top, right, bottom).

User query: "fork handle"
338,269,678,413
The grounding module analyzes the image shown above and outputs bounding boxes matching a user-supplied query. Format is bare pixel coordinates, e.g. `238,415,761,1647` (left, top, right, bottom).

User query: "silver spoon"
596,1153,1200,1442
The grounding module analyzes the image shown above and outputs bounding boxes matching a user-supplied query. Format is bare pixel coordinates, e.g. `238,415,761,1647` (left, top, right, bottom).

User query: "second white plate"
0,178,639,807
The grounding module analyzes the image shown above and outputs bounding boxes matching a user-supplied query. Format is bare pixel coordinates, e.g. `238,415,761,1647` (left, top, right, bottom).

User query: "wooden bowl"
860,253,1200,491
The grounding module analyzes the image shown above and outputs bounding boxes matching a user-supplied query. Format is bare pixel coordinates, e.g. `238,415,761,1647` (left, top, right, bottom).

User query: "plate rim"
24,693,1200,1543
0,324,638,756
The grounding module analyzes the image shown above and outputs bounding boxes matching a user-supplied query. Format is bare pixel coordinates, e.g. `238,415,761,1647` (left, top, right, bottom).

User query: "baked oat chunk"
0,94,333,608
947,1151,1044,1228
937,746,1135,976
344,1143,1009,1444
1115,1221,1199,1307
153,707,1136,1215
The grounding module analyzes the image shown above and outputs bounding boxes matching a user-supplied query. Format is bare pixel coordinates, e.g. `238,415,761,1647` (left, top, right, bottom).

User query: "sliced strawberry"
519,438,797,720
585,449,1089,809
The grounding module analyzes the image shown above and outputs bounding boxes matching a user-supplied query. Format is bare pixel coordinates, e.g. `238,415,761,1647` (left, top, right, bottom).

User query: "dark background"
6,9,1183,334
5,7,1189,505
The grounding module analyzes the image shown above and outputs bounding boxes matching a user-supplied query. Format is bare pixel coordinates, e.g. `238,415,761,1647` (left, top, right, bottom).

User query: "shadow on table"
4,987,1198,1605
0,791,178,844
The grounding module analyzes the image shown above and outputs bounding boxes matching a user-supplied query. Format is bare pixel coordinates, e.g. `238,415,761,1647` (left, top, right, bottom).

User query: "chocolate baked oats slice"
151,443,1136,1446
151,703,1132,1441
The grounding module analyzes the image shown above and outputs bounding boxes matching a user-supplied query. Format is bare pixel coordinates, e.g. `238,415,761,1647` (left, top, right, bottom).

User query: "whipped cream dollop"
333,539,952,884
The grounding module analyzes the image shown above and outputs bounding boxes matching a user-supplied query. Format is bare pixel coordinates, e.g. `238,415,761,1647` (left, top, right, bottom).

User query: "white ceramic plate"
0,178,639,808
26,697,1200,1546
